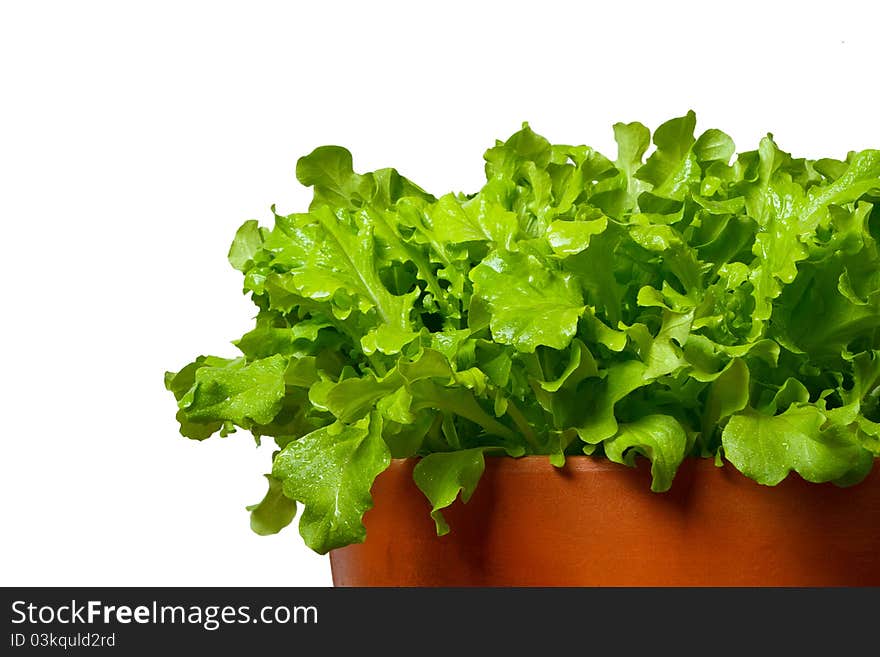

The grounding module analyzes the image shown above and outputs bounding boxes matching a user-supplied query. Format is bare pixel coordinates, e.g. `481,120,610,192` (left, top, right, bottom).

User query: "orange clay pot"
330,456,880,586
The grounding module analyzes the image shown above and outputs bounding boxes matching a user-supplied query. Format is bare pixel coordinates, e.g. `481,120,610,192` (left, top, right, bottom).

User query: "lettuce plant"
165,113,880,553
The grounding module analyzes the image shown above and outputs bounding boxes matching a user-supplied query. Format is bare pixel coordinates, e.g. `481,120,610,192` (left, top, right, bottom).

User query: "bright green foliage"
247,474,297,536
166,115,880,552
271,414,390,553
604,415,688,492
413,447,491,535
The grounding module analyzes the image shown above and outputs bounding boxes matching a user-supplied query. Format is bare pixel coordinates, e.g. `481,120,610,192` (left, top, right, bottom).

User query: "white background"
1,1,877,586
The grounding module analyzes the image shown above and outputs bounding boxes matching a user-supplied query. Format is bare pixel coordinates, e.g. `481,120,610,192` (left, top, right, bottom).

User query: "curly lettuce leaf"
247,474,298,536
470,250,586,352
604,414,688,492
167,355,288,439
412,447,490,535
722,405,874,486
272,414,390,553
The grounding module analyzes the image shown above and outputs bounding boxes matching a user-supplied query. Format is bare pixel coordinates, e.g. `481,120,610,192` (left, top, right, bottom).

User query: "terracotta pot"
330,456,880,586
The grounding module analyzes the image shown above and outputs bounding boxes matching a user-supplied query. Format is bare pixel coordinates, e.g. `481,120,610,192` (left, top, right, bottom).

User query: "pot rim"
387,454,880,478
388,454,717,472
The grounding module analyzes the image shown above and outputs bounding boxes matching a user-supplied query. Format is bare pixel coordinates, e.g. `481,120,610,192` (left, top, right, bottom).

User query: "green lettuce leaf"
247,474,298,536
412,447,490,535
470,250,586,352
169,355,288,439
721,406,873,486
272,414,390,553
604,414,688,492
